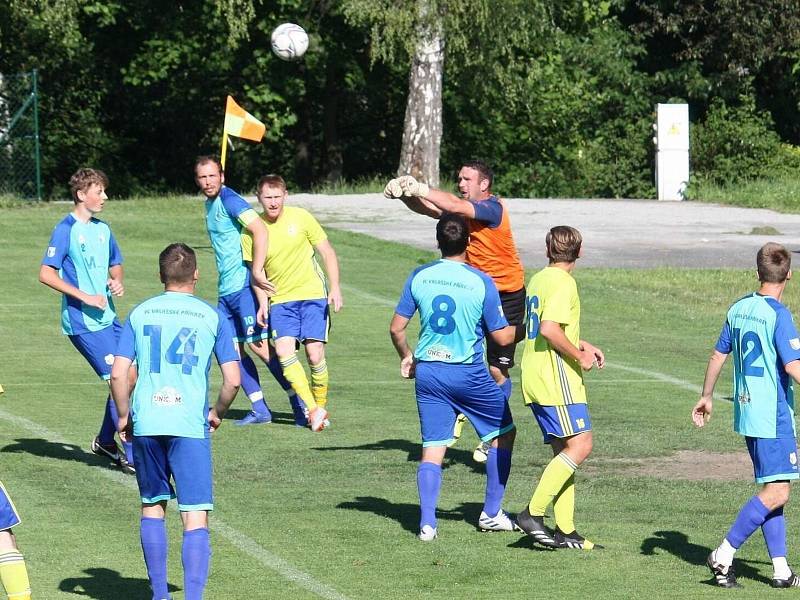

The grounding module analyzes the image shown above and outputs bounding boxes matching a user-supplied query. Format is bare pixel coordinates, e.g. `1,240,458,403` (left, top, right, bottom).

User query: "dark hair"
194,155,223,174
257,174,287,193
159,243,197,285
436,213,469,257
69,168,108,204
757,242,791,283
546,226,582,263
461,160,493,189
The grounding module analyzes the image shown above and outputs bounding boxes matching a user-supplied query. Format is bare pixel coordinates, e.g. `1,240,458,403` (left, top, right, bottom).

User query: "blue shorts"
270,299,329,343
746,436,800,483
218,286,268,344
531,403,592,443
414,361,514,447
0,482,21,531
68,320,122,380
133,436,213,512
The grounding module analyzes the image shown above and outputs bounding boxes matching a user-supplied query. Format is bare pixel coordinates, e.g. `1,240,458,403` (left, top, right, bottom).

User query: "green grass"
0,198,796,598
687,175,800,213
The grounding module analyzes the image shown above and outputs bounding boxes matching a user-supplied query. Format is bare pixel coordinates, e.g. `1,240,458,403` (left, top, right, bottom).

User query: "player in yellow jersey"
0,482,31,599
243,175,342,432
516,226,605,550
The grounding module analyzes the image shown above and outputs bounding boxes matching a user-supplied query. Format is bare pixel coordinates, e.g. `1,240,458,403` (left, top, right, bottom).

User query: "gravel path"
286,194,800,269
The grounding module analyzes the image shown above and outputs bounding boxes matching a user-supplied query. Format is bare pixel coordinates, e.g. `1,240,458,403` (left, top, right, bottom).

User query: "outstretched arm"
692,349,729,427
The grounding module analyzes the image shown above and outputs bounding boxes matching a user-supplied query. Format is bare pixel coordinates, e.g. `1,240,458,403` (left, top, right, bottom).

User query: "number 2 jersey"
395,258,508,364
116,291,239,438
716,292,800,439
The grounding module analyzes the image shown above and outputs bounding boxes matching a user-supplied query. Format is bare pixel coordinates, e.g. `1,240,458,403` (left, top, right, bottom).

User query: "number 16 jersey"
395,259,508,364
116,291,239,438
716,292,800,439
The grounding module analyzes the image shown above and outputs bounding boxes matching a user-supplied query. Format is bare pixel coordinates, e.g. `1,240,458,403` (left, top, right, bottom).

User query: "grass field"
1,197,797,599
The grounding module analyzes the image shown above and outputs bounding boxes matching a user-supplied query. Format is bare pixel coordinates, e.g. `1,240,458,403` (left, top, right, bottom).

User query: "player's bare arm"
208,360,241,431
540,320,596,371
38,264,108,310
399,176,477,219
580,340,605,368
110,355,134,440
315,239,343,312
692,349,729,427
488,324,516,347
390,313,416,378
107,264,124,297
244,217,274,294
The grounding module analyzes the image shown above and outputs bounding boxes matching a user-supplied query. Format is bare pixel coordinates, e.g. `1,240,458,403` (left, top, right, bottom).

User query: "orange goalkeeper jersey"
466,196,524,293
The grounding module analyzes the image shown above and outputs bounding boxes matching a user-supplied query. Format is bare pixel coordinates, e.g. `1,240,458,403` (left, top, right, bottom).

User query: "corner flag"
220,95,266,168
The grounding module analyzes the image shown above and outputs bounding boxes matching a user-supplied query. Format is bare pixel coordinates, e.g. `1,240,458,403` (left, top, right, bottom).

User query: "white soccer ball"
271,23,309,61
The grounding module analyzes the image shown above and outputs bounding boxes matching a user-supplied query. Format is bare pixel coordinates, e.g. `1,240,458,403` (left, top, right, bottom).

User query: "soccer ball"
271,23,309,61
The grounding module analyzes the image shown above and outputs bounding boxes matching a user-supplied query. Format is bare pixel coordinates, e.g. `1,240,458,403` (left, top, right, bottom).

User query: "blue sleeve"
41,222,70,268
219,187,252,220
774,309,800,366
109,230,123,267
481,276,509,332
472,197,503,228
714,321,732,354
395,274,417,318
116,319,136,360
214,311,240,364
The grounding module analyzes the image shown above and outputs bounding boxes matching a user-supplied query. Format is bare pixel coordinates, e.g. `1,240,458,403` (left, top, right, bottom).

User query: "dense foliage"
1,0,799,198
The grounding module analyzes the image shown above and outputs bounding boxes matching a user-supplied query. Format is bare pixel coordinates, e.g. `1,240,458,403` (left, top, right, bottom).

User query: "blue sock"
98,395,117,444
762,506,787,558
727,496,771,548
182,528,210,600
417,462,442,529
499,379,512,402
265,352,293,391
123,440,134,465
483,446,512,517
289,394,308,426
140,517,169,600
239,355,270,416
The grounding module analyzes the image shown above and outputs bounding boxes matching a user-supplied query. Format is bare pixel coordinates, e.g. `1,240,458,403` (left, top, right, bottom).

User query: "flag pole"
220,130,228,170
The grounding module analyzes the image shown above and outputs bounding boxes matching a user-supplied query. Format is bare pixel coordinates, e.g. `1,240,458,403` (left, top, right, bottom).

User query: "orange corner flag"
220,95,266,168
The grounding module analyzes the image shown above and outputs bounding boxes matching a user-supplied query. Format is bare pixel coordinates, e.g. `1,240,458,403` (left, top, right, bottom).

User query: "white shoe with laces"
418,525,438,541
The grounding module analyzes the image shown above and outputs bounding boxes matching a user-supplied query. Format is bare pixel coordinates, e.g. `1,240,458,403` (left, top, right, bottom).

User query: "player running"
693,242,800,589
194,156,305,426
390,213,517,540
244,175,342,432
517,226,605,550
111,243,240,600
38,168,136,474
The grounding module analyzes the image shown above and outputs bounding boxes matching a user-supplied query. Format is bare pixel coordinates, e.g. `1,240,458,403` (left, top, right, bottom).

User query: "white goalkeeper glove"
399,175,430,198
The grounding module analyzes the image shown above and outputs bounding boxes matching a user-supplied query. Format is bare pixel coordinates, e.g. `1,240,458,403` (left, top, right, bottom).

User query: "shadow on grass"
640,530,771,586
313,438,485,472
223,408,298,426
0,438,126,472
59,567,178,599
336,496,485,534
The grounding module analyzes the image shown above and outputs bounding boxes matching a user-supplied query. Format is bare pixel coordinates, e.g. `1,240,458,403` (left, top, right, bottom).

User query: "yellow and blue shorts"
530,402,592,443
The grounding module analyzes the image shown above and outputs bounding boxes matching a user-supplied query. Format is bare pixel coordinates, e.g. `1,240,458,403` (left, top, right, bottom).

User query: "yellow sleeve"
237,208,259,227
241,231,254,262
301,209,327,246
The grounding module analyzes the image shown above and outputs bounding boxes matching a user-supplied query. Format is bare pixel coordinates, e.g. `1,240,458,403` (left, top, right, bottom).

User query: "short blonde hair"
546,226,582,263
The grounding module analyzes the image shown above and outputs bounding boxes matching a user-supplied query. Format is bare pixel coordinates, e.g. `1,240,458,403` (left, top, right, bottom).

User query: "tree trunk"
397,0,444,188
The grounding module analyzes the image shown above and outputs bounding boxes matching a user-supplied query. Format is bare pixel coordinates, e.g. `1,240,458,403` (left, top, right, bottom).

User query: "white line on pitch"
0,408,352,600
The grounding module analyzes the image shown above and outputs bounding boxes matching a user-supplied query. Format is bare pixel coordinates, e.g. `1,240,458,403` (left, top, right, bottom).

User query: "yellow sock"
553,473,576,533
0,551,31,600
310,359,329,408
529,452,577,516
279,354,316,411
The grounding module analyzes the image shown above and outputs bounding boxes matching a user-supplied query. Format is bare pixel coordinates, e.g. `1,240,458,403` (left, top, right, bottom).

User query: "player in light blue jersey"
39,168,135,474
195,156,302,426
390,213,517,540
111,243,240,600
694,243,800,589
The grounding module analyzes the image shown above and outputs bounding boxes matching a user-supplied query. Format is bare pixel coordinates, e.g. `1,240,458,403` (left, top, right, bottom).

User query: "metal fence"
0,70,41,200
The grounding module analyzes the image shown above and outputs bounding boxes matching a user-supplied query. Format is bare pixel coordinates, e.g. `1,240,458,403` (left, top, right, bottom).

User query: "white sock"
715,539,736,567
773,556,791,580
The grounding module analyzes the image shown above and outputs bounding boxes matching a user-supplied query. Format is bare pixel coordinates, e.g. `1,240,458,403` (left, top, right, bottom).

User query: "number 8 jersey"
116,291,239,438
395,259,508,364
716,293,800,439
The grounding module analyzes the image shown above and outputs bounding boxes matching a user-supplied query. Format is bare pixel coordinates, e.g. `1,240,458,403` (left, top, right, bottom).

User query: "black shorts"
487,287,525,370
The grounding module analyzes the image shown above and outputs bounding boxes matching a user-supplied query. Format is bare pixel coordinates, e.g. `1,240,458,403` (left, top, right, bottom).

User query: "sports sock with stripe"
279,354,316,411
310,359,329,408
239,354,270,416
529,452,577,516
0,549,30,600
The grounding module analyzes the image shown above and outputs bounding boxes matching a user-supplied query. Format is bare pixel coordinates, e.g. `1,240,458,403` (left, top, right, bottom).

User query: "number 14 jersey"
395,259,508,365
716,293,800,439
